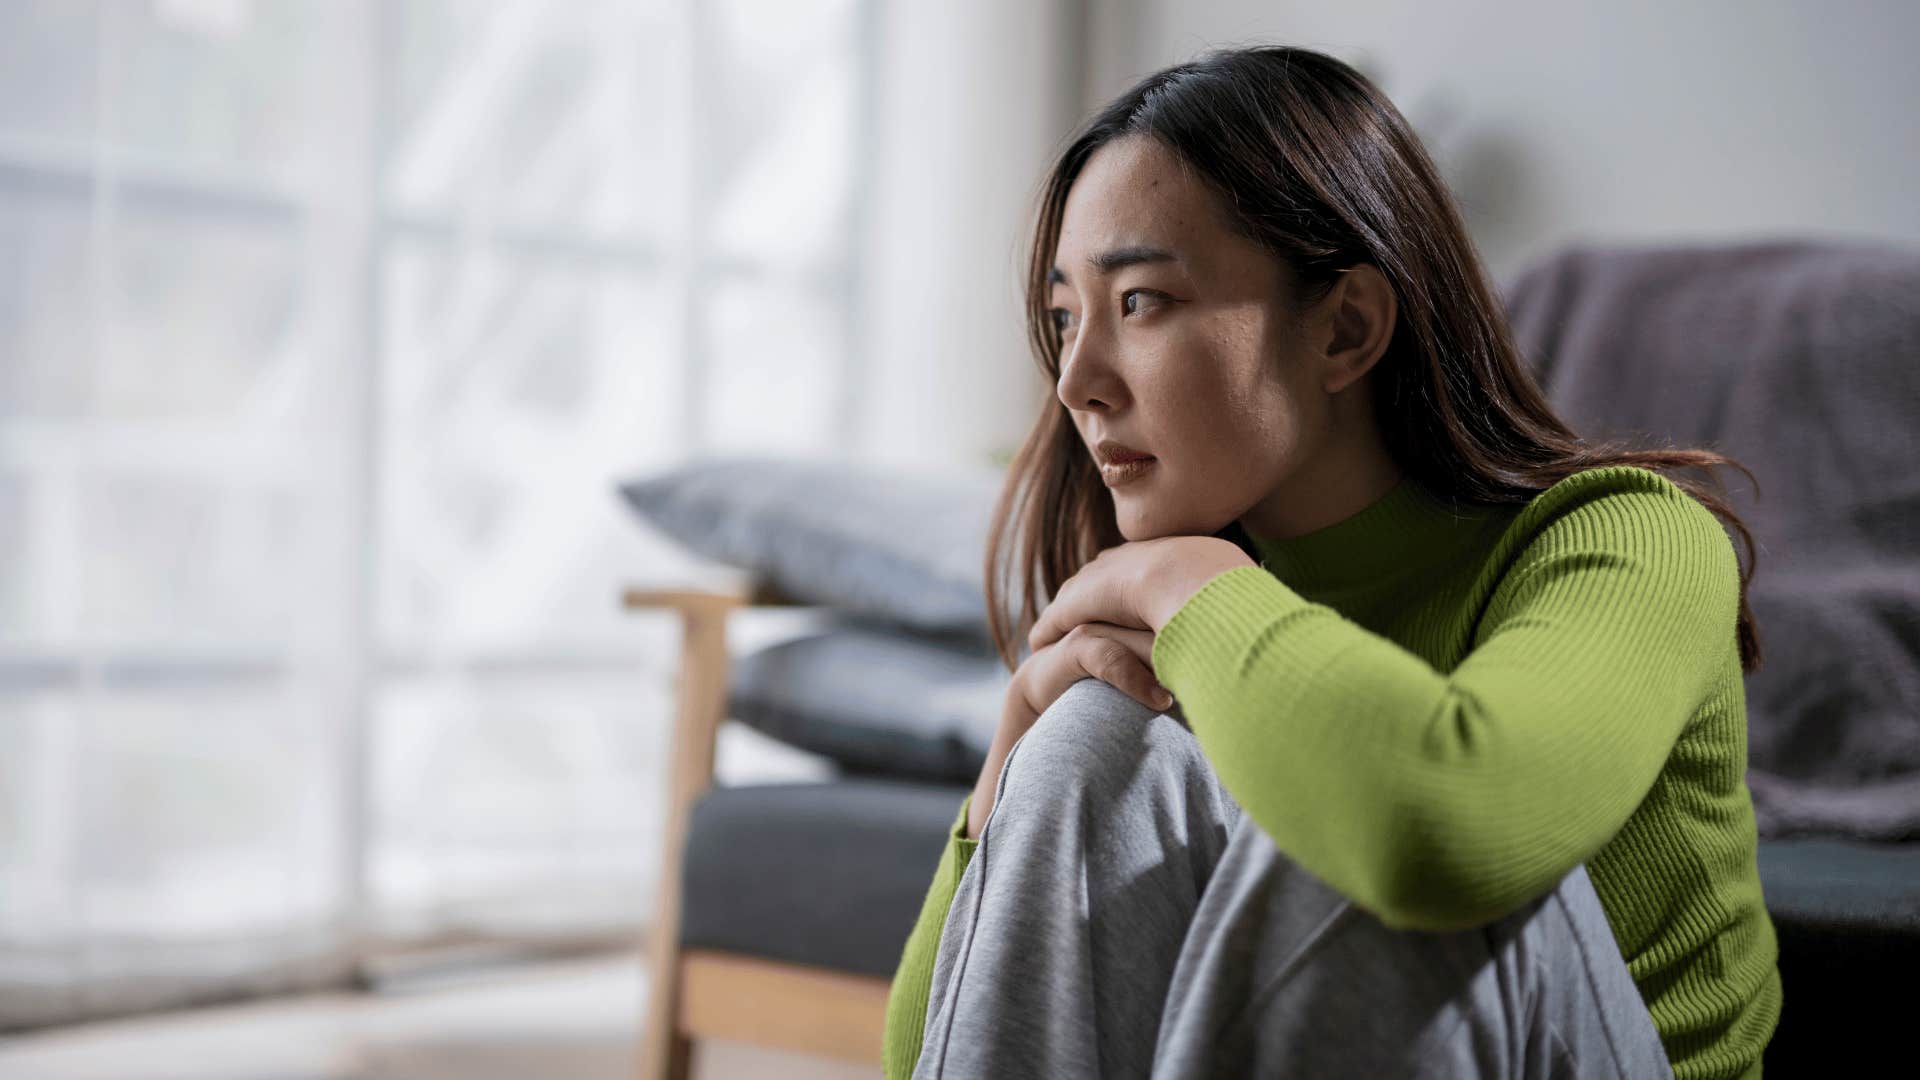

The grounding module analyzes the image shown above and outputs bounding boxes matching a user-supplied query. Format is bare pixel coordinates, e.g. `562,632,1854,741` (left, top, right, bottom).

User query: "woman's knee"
1002,678,1203,805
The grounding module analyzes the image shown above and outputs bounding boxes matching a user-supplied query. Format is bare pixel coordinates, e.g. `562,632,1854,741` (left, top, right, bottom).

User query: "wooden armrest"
623,575,810,812
628,578,783,1080
623,577,805,613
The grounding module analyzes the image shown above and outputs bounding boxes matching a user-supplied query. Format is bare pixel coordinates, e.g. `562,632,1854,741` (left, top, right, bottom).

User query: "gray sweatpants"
913,678,1673,1079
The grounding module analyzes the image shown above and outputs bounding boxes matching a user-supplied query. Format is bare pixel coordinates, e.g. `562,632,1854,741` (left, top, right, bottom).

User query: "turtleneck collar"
1244,474,1511,597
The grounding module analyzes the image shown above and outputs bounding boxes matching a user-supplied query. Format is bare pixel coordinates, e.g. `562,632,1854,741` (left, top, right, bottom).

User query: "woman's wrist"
966,744,1005,840
1142,538,1258,632
968,696,1034,839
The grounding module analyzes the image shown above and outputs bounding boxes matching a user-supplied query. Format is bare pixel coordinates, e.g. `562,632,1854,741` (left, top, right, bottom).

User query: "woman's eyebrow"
1049,244,1178,286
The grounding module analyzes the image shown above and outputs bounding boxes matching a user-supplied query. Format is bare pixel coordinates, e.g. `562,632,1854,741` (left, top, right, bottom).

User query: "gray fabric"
1499,239,1920,841
916,679,1672,1079
729,620,1010,782
1756,837,1920,932
1753,837,1920,1074
618,455,1004,638
679,777,972,977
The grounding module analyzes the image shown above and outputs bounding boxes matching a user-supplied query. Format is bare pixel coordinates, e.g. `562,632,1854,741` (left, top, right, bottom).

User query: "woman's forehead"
1063,138,1208,233
1053,138,1265,291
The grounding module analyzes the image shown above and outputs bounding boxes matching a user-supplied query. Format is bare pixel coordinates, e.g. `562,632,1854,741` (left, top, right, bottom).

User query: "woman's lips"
1099,456,1156,486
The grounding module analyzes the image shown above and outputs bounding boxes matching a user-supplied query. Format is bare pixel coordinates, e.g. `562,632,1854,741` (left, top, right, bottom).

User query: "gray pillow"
728,621,1011,782
618,455,1005,638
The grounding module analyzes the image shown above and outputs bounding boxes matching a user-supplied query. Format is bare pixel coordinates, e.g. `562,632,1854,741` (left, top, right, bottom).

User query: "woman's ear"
1319,264,1396,395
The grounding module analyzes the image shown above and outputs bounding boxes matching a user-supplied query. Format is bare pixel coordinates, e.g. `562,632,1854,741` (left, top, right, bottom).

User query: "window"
0,0,872,1027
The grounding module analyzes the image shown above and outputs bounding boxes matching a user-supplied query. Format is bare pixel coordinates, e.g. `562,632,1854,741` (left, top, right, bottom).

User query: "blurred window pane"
378,238,684,653
702,276,845,452
114,0,319,175
369,669,665,939
0,693,76,978
79,473,300,649
0,475,28,641
101,203,303,422
386,0,686,243
77,686,341,939
0,182,93,420
0,0,872,1028
708,0,858,272
0,1,100,147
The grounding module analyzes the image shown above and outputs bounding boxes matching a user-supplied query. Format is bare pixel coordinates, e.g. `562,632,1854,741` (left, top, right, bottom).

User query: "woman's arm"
1150,468,1743,931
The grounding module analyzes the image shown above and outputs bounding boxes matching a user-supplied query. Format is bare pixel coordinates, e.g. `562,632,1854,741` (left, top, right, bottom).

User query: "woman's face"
1049,134,1340,541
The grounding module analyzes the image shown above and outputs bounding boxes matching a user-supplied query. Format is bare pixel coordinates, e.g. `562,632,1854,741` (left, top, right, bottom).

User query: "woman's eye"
1122,289,1158,316
1049,307,1075,334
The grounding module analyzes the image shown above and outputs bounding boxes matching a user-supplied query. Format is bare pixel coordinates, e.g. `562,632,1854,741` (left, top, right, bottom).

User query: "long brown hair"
984,45,1763,675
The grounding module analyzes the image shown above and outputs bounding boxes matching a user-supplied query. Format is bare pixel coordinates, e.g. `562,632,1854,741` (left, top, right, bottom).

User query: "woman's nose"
1056,332,1127,413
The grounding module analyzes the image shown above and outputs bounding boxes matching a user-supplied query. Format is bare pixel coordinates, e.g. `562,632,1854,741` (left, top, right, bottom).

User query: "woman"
884,46,1779,1080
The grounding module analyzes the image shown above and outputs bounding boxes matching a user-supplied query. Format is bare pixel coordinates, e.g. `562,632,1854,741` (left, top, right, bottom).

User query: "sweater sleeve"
1149,474,1741,932
882,792,978,1079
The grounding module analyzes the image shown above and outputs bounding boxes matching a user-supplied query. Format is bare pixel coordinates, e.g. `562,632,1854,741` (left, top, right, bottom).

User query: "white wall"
852,1,1073,473
1085,0,1920,284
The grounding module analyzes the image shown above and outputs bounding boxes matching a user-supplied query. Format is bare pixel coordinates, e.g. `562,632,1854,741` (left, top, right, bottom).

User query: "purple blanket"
1500,239,1920,841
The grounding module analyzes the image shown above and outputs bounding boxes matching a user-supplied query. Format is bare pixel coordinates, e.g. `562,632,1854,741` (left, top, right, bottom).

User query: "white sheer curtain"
0,0,881,1030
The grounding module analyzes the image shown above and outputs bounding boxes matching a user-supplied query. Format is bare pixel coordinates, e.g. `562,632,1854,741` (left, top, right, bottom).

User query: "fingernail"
1155,690,1173,708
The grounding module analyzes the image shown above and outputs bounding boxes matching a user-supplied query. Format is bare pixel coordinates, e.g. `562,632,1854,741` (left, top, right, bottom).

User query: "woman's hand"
1025,535,1256,653
965,622,1167,840
965,536,1256,839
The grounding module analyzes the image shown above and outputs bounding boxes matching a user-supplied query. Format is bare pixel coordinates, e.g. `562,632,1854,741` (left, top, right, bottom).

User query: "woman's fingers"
978,623,1176,840
1062,623,1173,713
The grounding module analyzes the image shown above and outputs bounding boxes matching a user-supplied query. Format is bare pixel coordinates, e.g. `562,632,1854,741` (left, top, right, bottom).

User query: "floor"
0,949,880,1080
0,661,877,1079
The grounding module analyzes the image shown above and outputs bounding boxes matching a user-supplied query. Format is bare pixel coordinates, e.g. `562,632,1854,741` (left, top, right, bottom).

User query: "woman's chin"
1114,504,1174,543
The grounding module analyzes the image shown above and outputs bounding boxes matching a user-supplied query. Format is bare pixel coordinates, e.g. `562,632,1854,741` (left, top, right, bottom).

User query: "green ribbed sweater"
883,464,1780,1080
